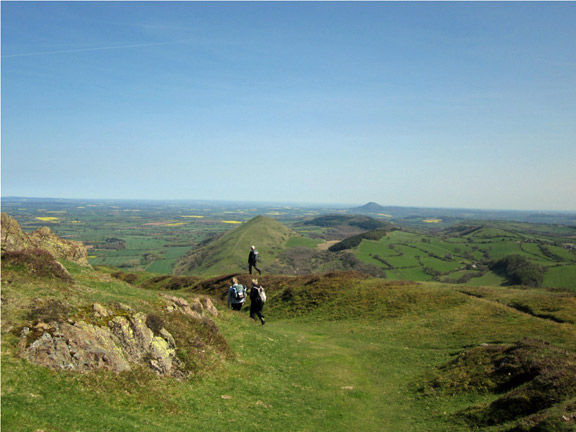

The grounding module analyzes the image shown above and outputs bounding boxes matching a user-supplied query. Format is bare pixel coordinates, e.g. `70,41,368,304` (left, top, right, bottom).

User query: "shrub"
329,229,389,252
112,271,140,284
26,299,71,324
2,248,73,281
492,255,545,287
424,339,576,428
161,313,232,374
145,314,165,336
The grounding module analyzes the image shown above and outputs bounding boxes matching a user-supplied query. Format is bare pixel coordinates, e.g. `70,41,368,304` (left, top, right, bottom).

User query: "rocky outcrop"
20,296,219,377
21,320,133,373
163,295,219,319
1,213,90,266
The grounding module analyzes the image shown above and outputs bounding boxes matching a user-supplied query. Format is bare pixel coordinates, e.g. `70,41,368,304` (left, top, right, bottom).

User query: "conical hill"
174,215,299,276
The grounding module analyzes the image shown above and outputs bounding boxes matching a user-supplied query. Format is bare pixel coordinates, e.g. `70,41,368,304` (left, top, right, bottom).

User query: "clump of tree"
303,215,390,231
86,238,126,250
329,229,389,252
274,247,332,275
537,244,564,262
338,252,386,278
491,255,545,287
272,247,385,278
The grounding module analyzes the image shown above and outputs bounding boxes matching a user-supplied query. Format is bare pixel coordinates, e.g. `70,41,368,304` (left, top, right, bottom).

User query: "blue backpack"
233,284,246,300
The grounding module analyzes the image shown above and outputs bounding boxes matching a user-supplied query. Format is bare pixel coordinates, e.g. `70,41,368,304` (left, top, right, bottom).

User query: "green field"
352,228,576,291
2,198,575,291
145,246,191,273
285,236,323,249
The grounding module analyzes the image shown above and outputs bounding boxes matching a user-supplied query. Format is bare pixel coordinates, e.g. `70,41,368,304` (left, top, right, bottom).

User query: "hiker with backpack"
249,279,266,325
248,245,262,275
227,277,247,311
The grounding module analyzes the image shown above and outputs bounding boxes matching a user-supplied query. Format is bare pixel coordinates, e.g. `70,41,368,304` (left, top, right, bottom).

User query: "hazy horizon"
3,194,576,214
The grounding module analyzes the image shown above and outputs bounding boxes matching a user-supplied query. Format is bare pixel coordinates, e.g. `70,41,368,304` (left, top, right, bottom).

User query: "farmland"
0,198,344,273
351,228,576,290
2,197,575,291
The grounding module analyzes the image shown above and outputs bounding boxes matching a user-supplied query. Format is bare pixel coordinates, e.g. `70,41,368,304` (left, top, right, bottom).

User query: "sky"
1,1,575,211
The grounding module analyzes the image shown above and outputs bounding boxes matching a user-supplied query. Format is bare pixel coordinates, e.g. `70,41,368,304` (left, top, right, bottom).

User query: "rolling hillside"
2,216,576,431
348,223,576,291
174,215,300,276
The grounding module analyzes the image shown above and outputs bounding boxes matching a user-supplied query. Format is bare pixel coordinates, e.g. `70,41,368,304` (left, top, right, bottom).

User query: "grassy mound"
108,269,202,291
424,339,576,430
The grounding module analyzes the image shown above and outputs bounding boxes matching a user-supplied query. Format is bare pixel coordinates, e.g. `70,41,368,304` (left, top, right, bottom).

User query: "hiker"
249,279,266,325
227,277,247,311
248,245,262,275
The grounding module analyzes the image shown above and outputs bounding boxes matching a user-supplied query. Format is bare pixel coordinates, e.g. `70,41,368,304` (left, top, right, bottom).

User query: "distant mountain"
174,215,299,276
349,202,388,213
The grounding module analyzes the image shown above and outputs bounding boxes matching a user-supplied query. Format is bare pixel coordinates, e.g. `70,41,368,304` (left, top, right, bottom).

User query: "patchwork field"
2,198,575,291
352,228,576,291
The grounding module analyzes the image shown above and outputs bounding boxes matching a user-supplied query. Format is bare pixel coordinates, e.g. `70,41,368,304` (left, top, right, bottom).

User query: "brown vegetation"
424,338,576,430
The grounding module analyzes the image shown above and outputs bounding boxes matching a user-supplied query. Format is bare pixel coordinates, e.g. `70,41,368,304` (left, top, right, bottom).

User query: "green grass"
465,228,522,239
3,257,576,431
145,246,191,273
461,271,507,286
520,243,554,262
544,264,576,290
286,236,323,249
482,241,524,260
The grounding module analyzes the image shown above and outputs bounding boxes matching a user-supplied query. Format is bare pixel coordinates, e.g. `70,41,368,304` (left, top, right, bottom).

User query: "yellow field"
35,217,60,222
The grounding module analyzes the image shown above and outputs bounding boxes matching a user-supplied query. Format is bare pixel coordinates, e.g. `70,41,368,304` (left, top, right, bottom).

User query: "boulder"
21,304,183,376
162,295,218,319
24,321,131,373
1,213,90,267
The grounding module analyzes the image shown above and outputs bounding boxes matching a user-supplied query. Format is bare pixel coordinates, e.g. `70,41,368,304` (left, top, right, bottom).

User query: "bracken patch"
2,249,73,282
423,338,576,429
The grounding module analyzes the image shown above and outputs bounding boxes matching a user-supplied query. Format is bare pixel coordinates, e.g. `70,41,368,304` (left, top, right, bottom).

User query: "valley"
1,203,576,431
2,197,575,291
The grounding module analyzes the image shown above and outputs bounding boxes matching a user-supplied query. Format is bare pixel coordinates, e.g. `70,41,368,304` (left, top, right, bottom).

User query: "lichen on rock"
19,301,214,377
163,294,218,319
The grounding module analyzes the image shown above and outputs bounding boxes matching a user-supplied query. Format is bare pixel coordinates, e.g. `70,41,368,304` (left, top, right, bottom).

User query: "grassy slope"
2,263,576,431
174,215,300,276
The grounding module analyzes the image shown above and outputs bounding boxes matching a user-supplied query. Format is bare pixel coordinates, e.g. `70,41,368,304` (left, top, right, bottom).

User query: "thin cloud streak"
2,41,179,58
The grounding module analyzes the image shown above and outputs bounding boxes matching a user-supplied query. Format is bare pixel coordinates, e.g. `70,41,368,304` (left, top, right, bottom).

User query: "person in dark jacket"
249,279,265,325
248,245,262,275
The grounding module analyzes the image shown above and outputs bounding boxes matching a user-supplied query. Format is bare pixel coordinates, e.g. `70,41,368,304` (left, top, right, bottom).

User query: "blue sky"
2,1,575,210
